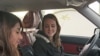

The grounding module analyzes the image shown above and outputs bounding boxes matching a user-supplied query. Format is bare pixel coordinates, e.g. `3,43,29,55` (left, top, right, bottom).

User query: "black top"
19,45,34,56
32,31,64,56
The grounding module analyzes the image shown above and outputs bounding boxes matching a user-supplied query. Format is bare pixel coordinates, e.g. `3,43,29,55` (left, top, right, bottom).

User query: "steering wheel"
79,28,100,56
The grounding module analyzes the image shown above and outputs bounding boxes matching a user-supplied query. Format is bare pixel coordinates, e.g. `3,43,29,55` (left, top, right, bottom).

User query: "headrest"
22,11,41,29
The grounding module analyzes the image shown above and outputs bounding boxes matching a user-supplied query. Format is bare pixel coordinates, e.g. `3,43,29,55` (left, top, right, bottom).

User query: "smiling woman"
32,14,64,56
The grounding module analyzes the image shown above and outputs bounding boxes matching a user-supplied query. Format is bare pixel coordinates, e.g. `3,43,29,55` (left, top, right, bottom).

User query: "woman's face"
9,23,23,48
44,18,57,38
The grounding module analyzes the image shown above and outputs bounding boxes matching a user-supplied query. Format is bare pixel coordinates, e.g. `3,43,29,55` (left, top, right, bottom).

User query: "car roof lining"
0,0,95,12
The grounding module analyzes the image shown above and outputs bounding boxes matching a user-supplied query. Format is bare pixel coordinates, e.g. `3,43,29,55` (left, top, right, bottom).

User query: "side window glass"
88,1,100,15
11,11,28,21
41,8,97,37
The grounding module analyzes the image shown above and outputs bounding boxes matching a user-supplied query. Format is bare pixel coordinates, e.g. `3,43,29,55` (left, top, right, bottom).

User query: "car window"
88,1,100,15
11,11,28,21
41,8,97,37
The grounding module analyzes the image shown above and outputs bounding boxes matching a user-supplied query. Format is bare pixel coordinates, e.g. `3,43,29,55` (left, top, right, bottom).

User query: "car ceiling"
0,0,95,12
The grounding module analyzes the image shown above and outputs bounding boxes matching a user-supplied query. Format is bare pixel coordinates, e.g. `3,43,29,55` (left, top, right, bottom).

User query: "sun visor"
66,0,87,7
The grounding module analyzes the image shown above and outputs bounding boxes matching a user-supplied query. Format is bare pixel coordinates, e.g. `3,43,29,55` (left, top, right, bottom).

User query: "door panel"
62,43,83,54
60,35,89,55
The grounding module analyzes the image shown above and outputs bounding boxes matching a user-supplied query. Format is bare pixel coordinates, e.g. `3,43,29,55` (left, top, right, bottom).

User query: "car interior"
0,0,100,56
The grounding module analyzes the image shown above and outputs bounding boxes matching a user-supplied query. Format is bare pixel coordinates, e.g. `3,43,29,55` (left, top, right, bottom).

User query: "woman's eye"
52,25,55,27
16,31,19,34
16,31,20,34
45,25,49,28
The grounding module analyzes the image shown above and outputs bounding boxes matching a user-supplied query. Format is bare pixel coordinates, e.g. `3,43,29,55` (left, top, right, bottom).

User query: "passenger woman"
33,14,64,56
0,11,23,56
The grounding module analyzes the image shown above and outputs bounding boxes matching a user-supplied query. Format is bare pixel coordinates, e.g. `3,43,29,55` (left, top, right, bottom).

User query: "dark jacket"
19,45,34,56
32,31,64,56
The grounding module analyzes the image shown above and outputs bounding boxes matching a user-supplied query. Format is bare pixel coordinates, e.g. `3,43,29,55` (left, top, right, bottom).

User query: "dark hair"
42,14,61,47
0,11,22,56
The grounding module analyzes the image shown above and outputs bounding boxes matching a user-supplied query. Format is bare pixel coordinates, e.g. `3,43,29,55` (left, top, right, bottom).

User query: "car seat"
20,11,41,47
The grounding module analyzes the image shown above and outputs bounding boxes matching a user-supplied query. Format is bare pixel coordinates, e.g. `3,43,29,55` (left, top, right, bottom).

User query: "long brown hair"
0,11,22,56
42,14,61,48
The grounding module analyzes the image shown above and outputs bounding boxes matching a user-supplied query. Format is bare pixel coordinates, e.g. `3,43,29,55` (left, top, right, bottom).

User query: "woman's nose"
19,33,23,40
49,26,52,31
